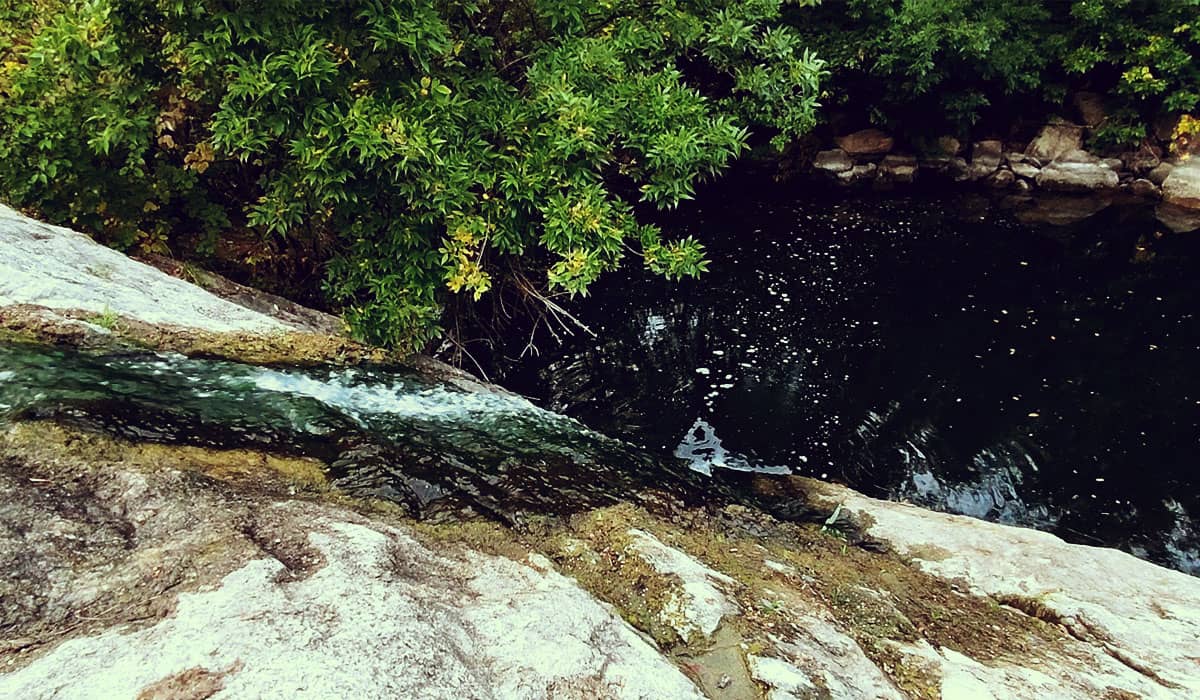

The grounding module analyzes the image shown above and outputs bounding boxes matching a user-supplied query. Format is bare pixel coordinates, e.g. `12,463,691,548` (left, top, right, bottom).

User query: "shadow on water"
496,181,1200,574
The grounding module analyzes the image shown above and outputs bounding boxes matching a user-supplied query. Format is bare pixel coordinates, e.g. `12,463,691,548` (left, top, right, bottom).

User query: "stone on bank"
1162,160,1200,209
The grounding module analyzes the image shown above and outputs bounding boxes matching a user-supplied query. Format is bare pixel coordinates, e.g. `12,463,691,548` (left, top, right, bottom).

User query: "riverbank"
2,204,1199,698
797,118,1200,234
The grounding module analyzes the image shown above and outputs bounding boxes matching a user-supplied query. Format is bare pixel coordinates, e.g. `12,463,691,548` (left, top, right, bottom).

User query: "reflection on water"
501,186,1200,574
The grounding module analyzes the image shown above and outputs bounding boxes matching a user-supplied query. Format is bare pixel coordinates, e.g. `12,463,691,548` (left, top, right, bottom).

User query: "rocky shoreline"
2,205,1199,698
806,118,1200,231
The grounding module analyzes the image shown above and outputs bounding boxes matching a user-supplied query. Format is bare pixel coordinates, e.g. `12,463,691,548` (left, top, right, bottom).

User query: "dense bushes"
1,1,1196,350
0,0,824,349
797,0,1200,143
796,0,1049,132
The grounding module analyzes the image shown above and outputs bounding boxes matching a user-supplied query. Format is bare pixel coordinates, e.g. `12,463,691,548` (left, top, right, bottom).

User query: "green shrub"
796,0,1051,135
0,0,825,350
1062,0,1200,116
796,0,1199,138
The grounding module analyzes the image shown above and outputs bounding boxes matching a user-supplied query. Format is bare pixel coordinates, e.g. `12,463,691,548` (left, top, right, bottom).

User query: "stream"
2,187,1198,575
0,343,710,523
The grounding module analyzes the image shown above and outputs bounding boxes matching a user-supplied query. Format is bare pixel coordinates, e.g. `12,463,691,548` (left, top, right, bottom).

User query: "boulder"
1121,148,1162,174
1148,161,1175,186
1129,178,1161,199
1026,123,1084,163
1162,160,1200,209
1035,161,1119,193
835,129,894,157
1010,162,1040,180
0,205,385,366
1071,91,1106,128
1059,148,1101,164
968,140,1004,179
812,148,853,174
878,154,919,183
919,155,972,182
797,477,1200,696
0,424,708,700
5,406,1200,700
948,157,972,181
1156,202,1200,233
987,169,1015,189
837,162,877,185
972,139,1004,163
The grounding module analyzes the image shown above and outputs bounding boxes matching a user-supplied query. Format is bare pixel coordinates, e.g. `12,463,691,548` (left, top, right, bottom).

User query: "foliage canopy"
0,0,825,349
3,0,1198,351
799,0,1200,142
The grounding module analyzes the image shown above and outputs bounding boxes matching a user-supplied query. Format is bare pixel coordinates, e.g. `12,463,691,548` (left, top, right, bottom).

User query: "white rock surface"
812,148,853,174
1162,159,1200,209
747,655,819,700
0,505,704,700
1035,161,1119,192
1010,161,1040,180
893,638,1183,700
805,480,1200,697
0,205,288,333
769,614,906,699
626,528,738,641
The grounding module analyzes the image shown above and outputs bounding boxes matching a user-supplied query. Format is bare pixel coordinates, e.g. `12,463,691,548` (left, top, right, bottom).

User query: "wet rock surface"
0,341,710,524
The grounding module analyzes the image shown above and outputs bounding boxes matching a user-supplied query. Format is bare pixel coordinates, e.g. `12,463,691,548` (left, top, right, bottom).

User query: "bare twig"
512,272,596,339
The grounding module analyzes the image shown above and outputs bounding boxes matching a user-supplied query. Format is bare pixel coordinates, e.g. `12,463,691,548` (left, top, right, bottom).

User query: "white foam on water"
675,418,791,477
248,368,537,422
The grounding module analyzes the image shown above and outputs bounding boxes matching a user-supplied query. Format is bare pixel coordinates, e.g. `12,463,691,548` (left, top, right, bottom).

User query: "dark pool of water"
499,183,1200,573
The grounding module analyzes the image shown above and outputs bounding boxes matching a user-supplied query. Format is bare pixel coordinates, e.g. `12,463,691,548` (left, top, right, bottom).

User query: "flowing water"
499,184,1200,574
0,343,711,522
